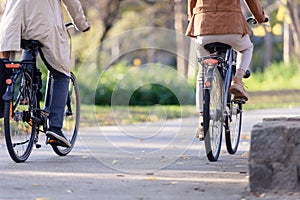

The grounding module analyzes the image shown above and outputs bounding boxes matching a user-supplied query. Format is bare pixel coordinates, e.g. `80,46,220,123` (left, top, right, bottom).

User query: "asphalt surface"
0,108,300,200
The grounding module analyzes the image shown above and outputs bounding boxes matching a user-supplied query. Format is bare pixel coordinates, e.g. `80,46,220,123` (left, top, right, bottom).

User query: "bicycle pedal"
46,137,56,144
20,97,30,105
46,137,69,147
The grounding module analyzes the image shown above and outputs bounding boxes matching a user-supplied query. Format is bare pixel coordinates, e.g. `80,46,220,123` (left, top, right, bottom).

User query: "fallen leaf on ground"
179,155,189,160
163,181,178,185
242,152,248,157
112,160,119,164
253,192,266,198
287,192,295,196
241,135,250,140
144,177,156,181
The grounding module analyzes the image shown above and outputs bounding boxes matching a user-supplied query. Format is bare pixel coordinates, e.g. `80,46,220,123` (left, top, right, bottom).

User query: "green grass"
245,90,300,110
80,104,197,126
1,98,299,131
81,91,300,127
241,60,300,110
245,60,300,91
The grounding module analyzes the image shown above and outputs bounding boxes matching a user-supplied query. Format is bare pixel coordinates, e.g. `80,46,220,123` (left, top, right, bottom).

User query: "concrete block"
249,117,300,192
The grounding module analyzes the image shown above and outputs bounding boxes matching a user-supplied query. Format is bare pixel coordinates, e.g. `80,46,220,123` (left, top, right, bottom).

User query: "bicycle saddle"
21,39,43,50
204,42,231,54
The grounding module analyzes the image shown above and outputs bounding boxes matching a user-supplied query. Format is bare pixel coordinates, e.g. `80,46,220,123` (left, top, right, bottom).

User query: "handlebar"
247,17,258,25
247,16,269,25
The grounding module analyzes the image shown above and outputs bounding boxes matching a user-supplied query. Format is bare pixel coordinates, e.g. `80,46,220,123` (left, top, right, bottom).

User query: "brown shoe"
196,115,204,141
229,76,249,101
196,126,204,141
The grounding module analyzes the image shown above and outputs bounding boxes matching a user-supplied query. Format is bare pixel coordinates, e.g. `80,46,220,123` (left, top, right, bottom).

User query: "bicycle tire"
4,71,36,162
225,101,242,154
203,69,223,162
51,73,80,156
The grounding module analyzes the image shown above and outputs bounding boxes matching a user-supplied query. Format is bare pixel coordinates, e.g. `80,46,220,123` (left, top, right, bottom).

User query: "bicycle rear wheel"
225,101,242,154
51,73,80,156
4,71,36,162
203,69,223,162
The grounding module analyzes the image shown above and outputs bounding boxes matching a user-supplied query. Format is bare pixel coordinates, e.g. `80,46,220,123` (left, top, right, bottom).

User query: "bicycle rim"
4,72,36,163
225,102,242,154
51,73,80,156
203,69,223,162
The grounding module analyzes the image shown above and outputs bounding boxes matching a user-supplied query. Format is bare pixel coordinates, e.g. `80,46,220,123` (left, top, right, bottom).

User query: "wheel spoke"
225,101,242,154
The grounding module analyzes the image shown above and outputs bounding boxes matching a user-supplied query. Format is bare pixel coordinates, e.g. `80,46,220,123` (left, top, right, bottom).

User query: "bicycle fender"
204,65,217,90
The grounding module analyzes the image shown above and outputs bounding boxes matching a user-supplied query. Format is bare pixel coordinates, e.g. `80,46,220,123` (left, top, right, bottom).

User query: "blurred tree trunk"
283,22,292,65
146,10,155,64
264,30,272,67
264,0,272,68
286,0,300,72
174,0,189,77
96,0,122,69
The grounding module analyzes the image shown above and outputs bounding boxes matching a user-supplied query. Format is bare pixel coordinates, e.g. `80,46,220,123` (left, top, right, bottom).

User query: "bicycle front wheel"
225,101,242,154
4,71,36,163
203,69,223,162
51,73,80,156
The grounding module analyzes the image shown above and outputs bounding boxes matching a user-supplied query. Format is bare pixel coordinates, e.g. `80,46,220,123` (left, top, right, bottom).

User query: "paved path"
0,108,300,200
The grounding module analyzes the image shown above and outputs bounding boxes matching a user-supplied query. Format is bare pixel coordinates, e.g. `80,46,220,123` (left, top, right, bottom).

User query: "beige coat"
0,0,89,76
186,0,266,37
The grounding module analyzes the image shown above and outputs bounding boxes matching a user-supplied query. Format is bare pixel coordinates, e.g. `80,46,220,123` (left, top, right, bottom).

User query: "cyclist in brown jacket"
186,0,268,139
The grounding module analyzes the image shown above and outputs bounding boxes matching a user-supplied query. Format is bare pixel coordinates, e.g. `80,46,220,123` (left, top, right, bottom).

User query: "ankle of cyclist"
236,69,246,79
48,126,61,132
199,112,203,125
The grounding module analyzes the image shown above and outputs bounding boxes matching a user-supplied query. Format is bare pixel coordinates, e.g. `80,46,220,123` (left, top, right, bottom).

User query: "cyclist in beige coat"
0,0,90,147
186,0,268,139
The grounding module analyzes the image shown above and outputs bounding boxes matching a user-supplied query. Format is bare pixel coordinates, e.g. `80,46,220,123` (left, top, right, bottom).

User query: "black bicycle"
199,42,250,162
198,17,260,162
2,29,80,163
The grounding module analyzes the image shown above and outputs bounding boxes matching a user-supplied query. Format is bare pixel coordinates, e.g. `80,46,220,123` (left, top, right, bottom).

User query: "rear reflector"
5,63,20,69
6,79,12,85
203,59,218,65
205,81,211,87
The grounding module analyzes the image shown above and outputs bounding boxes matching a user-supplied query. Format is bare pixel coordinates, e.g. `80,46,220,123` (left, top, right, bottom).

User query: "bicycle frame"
223,49,236,109
201,48,235,113
3,23,80,162
199,18,256,161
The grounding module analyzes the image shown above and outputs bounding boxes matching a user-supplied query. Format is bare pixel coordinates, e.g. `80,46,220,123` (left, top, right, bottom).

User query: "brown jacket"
186,0,266,37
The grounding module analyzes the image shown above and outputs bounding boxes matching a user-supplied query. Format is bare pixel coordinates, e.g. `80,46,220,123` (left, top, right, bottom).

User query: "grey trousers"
22,50,69,129
195,34,253,113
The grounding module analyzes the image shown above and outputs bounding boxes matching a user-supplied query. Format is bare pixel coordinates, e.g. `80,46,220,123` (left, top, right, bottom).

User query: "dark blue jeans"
22,50,70,129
